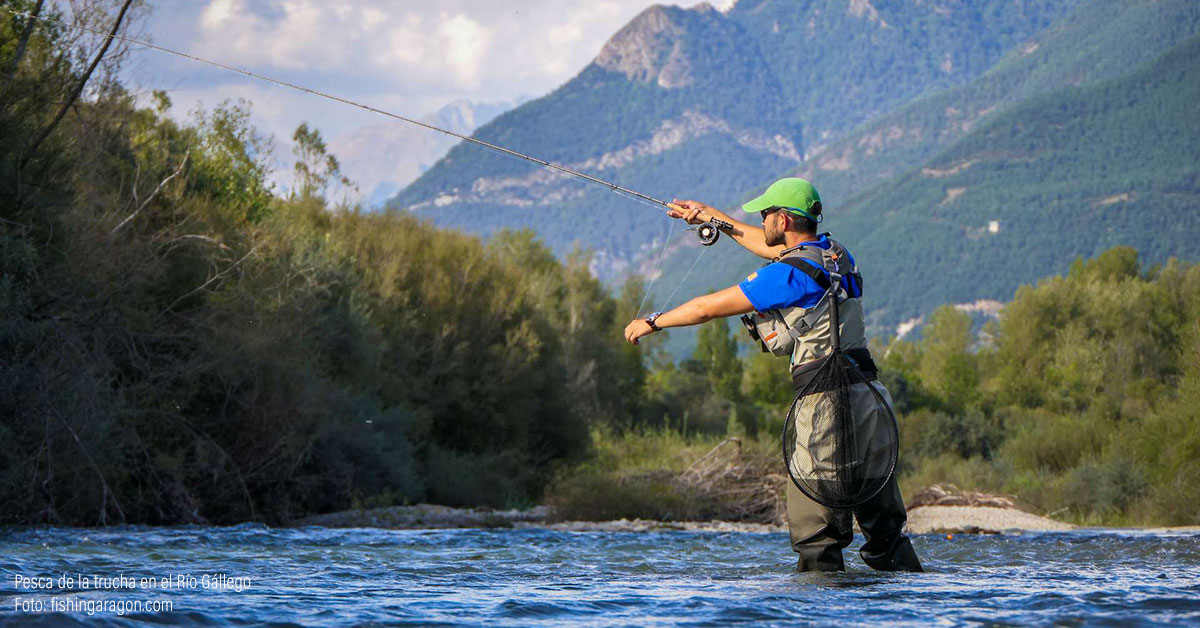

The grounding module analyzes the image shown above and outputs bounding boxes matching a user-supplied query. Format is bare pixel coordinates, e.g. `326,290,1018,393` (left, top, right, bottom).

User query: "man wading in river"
623,178,922,572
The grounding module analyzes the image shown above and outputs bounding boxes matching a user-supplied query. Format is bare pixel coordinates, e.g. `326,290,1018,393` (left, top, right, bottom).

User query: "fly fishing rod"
4,7,734,245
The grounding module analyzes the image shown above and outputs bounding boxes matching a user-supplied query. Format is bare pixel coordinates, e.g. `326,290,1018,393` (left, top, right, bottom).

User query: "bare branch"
109,152,188,238
37,413,58,524
155,234,229,255
57,412,126,526
167,414,258,521
165,245,258,312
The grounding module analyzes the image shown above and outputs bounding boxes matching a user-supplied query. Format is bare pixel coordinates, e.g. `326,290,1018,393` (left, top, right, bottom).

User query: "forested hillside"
0,6,639,524
781,0,1200,210
392,0,1079,275
727,0,1077,145
840,34,1200,326
642,0,1200,344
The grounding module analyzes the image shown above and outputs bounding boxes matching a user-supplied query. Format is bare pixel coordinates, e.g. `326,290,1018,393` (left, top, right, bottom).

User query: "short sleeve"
738,262,827,311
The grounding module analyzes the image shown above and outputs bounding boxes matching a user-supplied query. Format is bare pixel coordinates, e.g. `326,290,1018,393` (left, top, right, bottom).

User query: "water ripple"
1,526,1199,626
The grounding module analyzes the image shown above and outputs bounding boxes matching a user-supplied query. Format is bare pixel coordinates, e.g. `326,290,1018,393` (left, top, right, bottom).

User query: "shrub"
1000,410,1110,473
899,407,1003,460
1059,456,1149,523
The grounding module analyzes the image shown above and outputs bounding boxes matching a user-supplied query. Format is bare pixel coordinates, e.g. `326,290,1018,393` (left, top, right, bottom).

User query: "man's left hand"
624,319,655,345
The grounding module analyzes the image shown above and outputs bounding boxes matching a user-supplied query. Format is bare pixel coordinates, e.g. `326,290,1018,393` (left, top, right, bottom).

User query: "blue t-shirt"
738,234,860,312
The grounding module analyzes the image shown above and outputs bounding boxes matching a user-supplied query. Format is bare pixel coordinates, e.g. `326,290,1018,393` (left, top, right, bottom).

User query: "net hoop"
781,351,899,509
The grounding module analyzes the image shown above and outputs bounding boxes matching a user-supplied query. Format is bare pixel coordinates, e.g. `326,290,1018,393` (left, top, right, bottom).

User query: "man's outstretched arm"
624,285,755,344
668,199,786,260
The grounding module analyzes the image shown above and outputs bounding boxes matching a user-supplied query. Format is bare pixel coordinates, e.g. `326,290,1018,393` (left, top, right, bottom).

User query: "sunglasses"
759,206,785,222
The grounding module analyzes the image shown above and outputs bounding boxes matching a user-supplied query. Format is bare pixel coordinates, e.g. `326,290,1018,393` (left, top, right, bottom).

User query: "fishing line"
2,7,678,210
634,217,677,319
7,7,726,317
656,244,709,313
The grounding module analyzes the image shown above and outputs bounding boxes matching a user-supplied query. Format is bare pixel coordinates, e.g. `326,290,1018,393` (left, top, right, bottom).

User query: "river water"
2,525,1198,626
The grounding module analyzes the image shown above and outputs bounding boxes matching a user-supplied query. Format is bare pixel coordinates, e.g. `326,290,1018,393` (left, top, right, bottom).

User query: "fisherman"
623,178,922,572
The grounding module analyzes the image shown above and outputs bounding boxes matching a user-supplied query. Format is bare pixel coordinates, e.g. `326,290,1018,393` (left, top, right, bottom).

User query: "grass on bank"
546,425,786,524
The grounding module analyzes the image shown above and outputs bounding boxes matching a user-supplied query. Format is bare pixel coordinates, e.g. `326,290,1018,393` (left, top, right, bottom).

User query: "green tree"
918,306,981,413
292,122,343,201
693,318,742,401
741,349,791,407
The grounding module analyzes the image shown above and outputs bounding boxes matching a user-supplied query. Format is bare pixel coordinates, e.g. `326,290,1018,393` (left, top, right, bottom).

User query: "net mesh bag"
781,280,899,509
782,354,898,509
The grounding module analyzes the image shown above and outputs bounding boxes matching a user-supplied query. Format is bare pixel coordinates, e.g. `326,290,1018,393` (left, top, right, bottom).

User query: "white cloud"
126,0,689,195
172,0,667,99
128,0,684,154
438,13,489,87
199,0,234,27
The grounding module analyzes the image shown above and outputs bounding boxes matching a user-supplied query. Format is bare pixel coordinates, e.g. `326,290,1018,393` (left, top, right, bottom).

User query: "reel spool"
692,218,732,246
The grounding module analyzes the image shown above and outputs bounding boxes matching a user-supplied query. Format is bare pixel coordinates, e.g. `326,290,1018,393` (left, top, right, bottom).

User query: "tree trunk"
0,0,46,98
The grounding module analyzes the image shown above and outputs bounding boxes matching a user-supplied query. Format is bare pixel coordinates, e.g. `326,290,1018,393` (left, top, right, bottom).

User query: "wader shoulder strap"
779,256,831,290
775,237,862,341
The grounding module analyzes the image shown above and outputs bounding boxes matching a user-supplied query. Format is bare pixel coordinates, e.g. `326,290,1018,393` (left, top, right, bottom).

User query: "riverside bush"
0,13,611,523
888,249,1200,525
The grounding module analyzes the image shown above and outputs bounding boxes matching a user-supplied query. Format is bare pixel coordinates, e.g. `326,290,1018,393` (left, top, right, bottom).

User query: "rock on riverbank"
906,505,1074,534
902,485,1075,534
292,484,1075,535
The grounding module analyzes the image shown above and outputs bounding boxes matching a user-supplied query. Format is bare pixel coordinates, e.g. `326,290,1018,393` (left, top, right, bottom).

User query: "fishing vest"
739,236,877,385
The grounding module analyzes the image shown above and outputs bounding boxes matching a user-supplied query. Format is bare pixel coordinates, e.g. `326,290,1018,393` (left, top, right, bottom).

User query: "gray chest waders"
752,238,899,509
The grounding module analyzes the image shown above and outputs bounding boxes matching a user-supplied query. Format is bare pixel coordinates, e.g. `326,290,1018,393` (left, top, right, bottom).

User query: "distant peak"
594,4,719,89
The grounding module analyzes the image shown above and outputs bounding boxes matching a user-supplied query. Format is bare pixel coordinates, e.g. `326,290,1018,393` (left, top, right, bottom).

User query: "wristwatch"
645,312,663,332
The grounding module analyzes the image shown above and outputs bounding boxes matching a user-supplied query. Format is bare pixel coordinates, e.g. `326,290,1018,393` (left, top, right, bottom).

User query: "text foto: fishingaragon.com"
14,598,174,616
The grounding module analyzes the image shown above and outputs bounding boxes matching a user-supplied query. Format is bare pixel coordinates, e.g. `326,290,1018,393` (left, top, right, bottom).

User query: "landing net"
782,348,898,509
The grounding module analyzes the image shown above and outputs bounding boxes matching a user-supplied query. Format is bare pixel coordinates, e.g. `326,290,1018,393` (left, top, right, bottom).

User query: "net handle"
828,272,842,351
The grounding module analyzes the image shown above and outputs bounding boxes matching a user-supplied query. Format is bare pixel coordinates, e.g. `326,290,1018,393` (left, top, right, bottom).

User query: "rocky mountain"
633,0,1200,346
384,0,1200,356
391,3,797,275
390,0,1078,276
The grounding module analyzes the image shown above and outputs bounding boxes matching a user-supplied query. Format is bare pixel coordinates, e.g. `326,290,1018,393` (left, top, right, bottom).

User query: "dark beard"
764,228,784,247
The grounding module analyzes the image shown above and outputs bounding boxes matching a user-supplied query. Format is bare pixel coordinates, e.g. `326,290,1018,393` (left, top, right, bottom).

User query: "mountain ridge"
637,0,1200,351
390,0,1079,276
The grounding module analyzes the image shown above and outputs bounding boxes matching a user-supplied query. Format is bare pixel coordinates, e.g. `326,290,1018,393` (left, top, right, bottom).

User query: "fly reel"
692,218,732,246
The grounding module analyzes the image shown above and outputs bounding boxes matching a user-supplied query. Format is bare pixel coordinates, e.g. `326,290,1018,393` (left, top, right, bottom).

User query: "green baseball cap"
742,177,821,221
